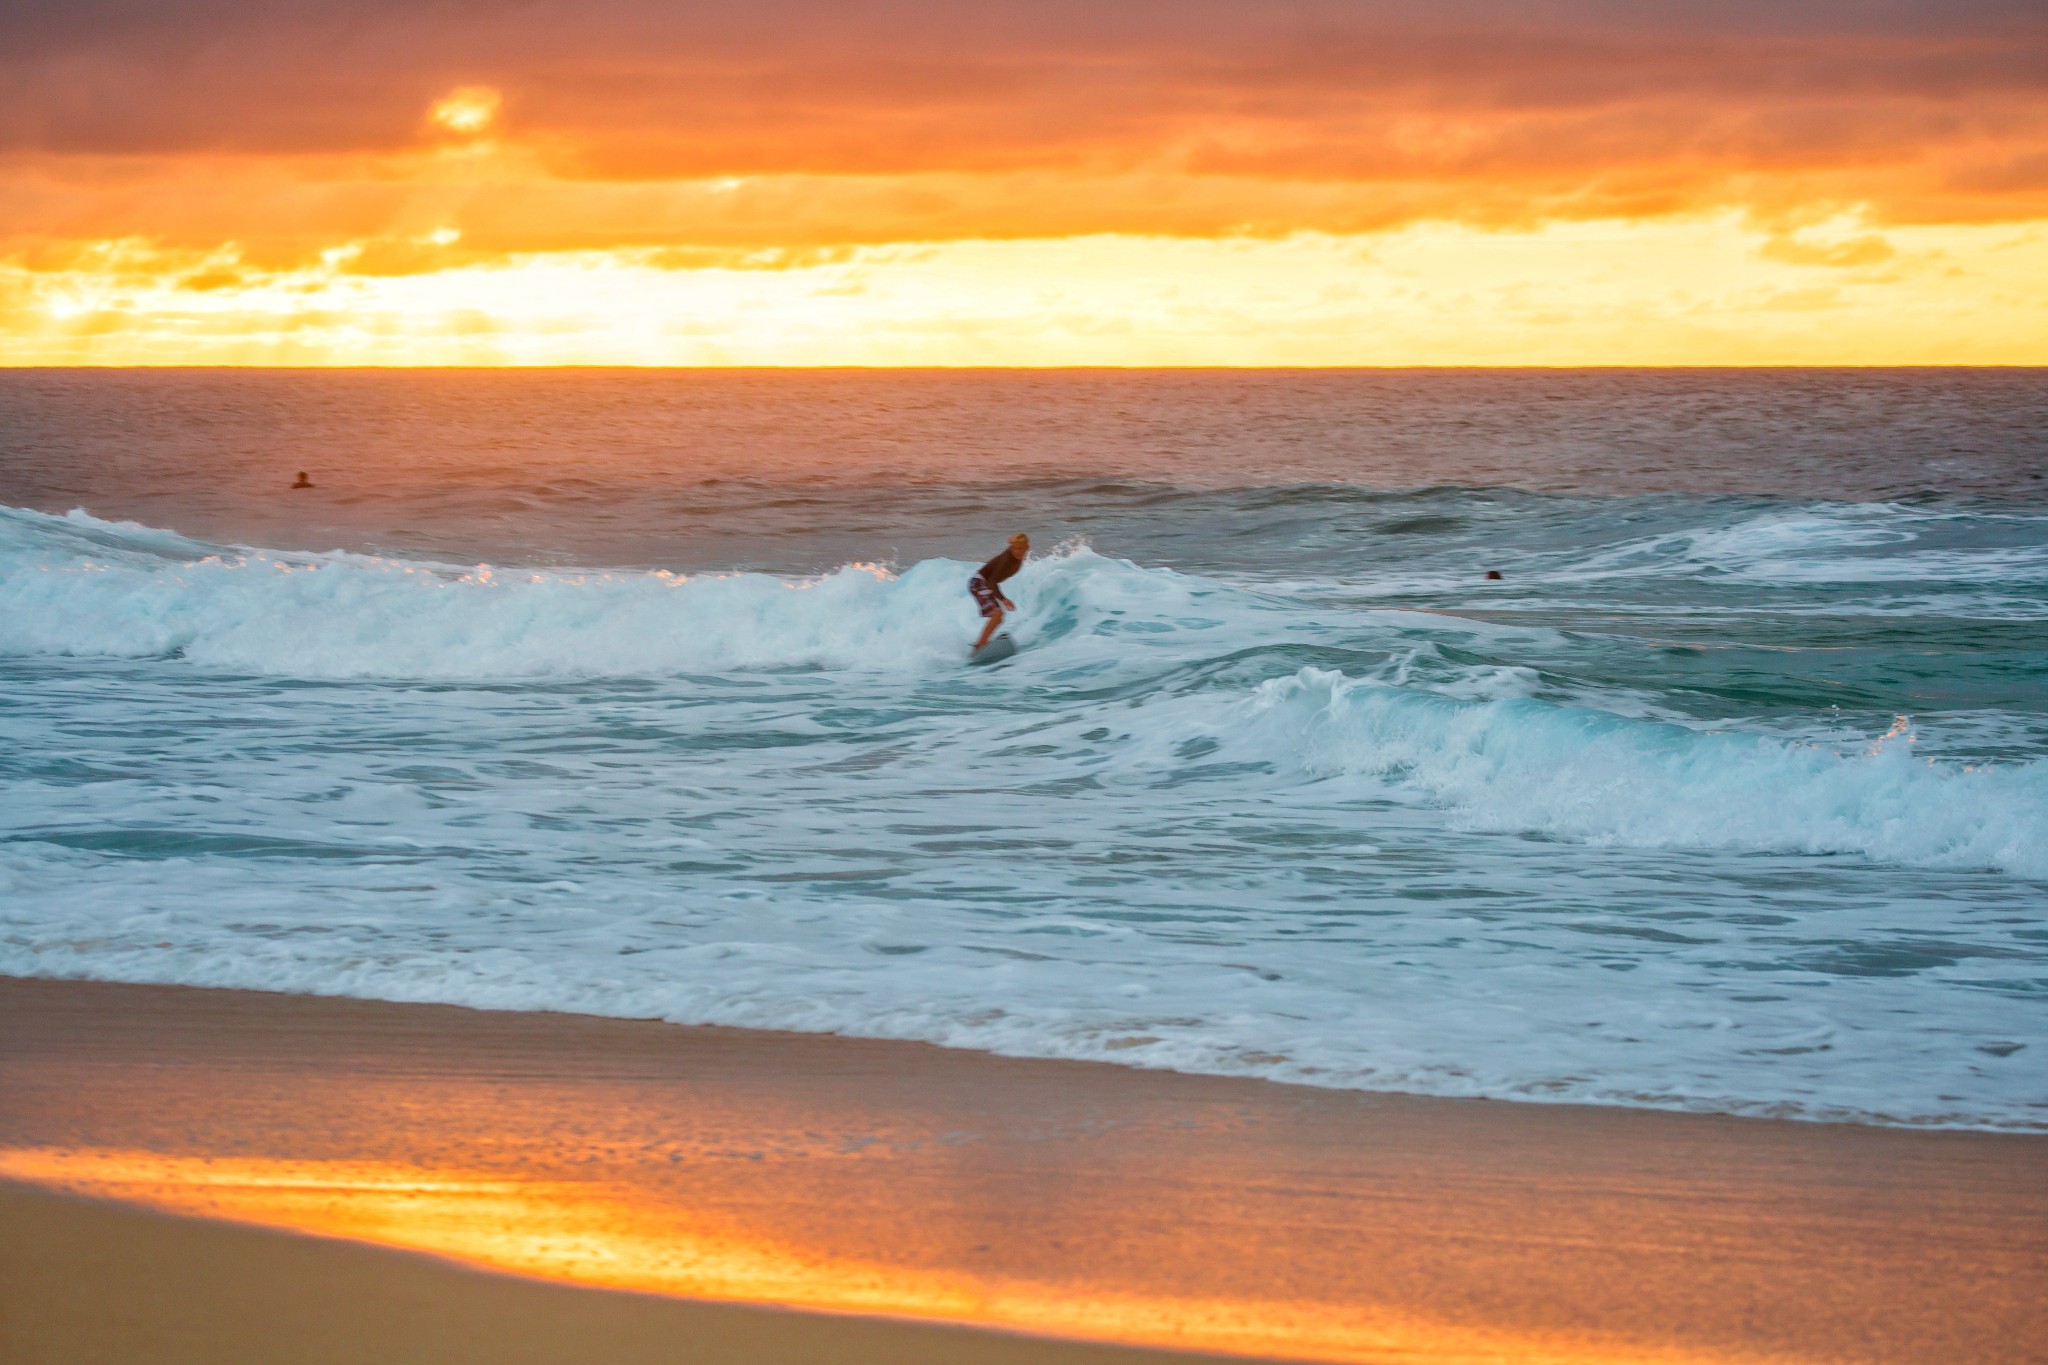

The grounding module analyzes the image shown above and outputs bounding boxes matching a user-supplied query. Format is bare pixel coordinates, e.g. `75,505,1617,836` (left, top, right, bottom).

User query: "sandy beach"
1,1180,1240,1365
3,975,2045,1364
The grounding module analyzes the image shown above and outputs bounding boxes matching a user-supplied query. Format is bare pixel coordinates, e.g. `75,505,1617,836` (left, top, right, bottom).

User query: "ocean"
3,368,2044,1129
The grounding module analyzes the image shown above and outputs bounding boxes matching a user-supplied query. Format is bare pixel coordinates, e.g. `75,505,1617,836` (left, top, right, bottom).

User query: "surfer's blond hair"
1010,532,1030,550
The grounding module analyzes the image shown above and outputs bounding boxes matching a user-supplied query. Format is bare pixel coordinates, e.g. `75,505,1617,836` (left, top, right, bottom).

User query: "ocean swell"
1237,668,2048,878
4,503,2041,878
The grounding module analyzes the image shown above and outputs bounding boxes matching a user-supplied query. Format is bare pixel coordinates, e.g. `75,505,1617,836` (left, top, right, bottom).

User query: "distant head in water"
291,471,313,489
1485,569,1503,580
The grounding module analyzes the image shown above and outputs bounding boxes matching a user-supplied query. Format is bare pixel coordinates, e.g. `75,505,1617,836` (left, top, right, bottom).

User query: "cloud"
2,3,2042,193
8,218,2048,367
0,0,2045,364
1759,231,1897,268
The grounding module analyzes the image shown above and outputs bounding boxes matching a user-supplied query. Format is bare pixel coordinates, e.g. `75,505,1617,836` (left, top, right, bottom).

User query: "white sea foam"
1233,669,2048,878
4,502,2044,1129
0,506,990,676
3,503,2041,876
1560,503,2048,588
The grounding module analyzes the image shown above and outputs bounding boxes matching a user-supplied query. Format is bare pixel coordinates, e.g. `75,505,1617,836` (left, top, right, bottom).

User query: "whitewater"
2,370,2044,1129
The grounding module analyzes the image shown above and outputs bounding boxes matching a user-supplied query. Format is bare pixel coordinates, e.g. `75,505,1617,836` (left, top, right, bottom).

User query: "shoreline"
9,969,2032,1137
4,975,2045,1363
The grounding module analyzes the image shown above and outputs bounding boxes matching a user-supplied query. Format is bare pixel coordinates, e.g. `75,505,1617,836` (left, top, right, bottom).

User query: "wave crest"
0,505,1091,676
1241,667,2048,877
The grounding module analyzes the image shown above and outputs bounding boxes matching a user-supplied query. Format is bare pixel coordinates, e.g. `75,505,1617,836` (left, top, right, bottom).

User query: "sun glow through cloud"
2,0,2046,365
428,87,502,137
8,219,2046,367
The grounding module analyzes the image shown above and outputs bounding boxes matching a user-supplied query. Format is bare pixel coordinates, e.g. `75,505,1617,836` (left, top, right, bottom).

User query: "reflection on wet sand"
0,1147,1668,1364
3,979,2044,1365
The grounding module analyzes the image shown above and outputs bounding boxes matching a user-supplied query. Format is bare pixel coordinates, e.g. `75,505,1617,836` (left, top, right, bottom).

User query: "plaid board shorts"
968,574,1005,618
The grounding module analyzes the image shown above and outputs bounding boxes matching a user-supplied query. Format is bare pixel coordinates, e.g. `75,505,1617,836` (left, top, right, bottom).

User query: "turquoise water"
3,370,2044,1127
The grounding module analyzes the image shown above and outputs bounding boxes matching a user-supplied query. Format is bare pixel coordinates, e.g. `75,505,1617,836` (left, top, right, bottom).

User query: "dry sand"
3,976,2044,1364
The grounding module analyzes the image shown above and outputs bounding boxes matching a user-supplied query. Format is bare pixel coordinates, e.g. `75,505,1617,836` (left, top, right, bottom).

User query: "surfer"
970,533,1029,652
290,471,314,489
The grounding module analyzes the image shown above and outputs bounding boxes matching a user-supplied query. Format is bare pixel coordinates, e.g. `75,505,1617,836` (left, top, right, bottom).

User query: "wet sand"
2,976,2044,1363
0,1180,1234,1365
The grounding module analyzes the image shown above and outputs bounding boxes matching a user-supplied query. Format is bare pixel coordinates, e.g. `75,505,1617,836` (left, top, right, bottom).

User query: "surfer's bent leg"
969,574,1005,650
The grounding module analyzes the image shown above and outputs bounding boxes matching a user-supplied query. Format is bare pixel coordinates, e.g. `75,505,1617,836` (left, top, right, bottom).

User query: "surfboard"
970,632,1018,665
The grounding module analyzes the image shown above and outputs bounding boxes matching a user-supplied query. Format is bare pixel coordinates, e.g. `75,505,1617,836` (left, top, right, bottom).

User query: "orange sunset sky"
4,0,2047,365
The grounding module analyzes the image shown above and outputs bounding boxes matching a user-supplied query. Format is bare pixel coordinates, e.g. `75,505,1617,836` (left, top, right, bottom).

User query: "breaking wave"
1236,669,2048,878
4,503,2039,879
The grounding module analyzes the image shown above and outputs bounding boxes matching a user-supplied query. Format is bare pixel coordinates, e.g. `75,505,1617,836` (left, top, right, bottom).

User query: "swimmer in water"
290,471,314,489
969,533,1029,651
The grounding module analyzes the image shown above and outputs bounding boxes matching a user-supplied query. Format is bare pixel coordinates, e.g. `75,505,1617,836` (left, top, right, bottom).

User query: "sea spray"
1237,668,2048,877
4,480,2043,1131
